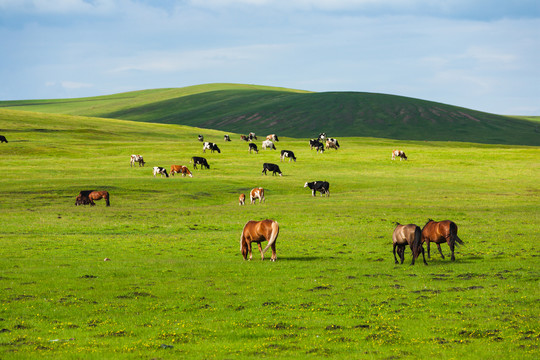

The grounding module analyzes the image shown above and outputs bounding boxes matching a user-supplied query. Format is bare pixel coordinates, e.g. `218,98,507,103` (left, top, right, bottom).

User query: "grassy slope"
1,83,538,146
0,108,538,359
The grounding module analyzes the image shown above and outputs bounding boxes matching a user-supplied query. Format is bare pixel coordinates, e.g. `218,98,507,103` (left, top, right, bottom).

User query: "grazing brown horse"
75,190,110,207
392,223,427,265
240,219,279,261
421,219,464,261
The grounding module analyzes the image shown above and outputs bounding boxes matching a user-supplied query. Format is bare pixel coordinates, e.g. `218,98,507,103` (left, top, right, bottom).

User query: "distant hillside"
1,83,538,146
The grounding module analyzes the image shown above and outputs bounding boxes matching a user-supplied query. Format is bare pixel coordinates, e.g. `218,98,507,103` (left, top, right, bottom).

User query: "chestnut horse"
392,223,427,265
75,190,110,206
421,219,464,261
240,219,279,261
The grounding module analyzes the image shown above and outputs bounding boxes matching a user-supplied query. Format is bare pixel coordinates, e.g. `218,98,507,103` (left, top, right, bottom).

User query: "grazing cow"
248,143,259,154
249,132,257,141
198,135,204,142
266,134,279,142
262,140,276,150
392,223,427,265
203,142,221,153
309,139,325,153
224,134,231,141
170,165,193,177
240,219,279,261
392,149,407,161
250,187,265,204
326,138,340,150
130,154,145,167
262,163,282,176
280,150,296,162
304,181,330,197
240,135,249,141
153,166,169,178
318,133,327,141
190,156,210,169
75,190,110,207
0,135,7,143
239,194,246,205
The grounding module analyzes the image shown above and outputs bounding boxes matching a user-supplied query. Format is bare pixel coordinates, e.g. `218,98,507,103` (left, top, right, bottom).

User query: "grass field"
0,108,539,359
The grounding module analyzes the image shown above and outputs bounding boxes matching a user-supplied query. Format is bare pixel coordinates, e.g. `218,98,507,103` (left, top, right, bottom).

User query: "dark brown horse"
240,219,279,261
75,190,110,207
392,223,427,265
421,219,464,261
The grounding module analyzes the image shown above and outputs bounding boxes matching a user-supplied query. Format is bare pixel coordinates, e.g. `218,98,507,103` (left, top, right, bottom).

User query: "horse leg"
257,243,264,260
393,243,399,264
410,245,416,265
421,246,428,265
399,245,405,264
248,242,253,261
426,241,431,259
449,240,455,261
436,243,445,259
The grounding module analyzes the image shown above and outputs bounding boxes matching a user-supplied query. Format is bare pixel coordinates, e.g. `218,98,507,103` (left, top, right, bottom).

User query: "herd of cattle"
67,130,464,263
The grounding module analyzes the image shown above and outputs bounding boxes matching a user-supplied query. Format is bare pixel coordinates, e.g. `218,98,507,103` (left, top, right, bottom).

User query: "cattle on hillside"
392,149,407,161
224,134,231,141
190,156,210,169
280,150,296,162
198,135,204,142
241,135,249,141
250,187,265,204
249,143,259,154
203,142,221,153
309,139,325,153
266,134,279,142
326,138,340,150
239,194,246,205
249,132,257,141
171,165,193,177
130,154,145,167
262,163,282,176
304,181,330,197
0,135,7,143
262,140,276,150
318,133,327,141
153,166,169,178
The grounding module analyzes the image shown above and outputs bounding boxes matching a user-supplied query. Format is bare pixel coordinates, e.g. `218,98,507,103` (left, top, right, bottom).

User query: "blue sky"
1,0,539,115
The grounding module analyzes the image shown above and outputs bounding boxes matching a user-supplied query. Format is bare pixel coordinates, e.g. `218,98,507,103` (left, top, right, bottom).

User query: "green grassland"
1,83,538,146
0,108,539,359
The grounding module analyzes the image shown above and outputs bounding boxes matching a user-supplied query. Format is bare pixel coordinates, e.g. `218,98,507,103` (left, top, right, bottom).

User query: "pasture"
0,108,538,359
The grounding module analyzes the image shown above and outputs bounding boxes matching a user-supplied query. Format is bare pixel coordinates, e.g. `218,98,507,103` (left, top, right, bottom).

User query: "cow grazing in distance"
309,139,325,153
153,166,169,178
318,133,327,141
130,154,145,167
203,142,221,153
262,163,282,176
249,132,257,141
266,134,279,142
198,135,204,142
250,187,265,204
304,181,330,197
326,138,340,150
170,165,193,177
392,149,407,160
249,143,259,154
262,140,276,150
0,135,7,143
190,156,210,169
280,150,296,162
241,135,249,141
224,134,231,141
239,194,246,205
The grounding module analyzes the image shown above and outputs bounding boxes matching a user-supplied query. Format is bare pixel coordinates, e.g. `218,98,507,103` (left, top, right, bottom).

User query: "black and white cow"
191,156,210,169
224,134,231,141
249,143,259,154
153,166,169,178
280,150,296,162
249,132,257,141
310,140,324,153
262,163,283,176
198,135,204,142
0,135,7,143
318,133,327,141
304,181,330,197
326,138,340,149
262,140,276,150
203,142,221,153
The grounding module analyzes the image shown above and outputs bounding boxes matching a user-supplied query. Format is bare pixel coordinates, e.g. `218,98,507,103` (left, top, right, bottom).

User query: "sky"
0,0,539,115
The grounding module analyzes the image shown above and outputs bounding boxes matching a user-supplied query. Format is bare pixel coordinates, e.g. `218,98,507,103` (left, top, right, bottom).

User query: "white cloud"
61,81,93,89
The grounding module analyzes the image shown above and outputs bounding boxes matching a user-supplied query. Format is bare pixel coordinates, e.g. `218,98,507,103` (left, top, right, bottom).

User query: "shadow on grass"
278,256,324,261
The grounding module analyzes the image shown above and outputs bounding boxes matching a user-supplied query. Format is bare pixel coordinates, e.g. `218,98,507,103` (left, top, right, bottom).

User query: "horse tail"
413,226,422,257
262,221,279,254
450,221,464,245
105,192,110,207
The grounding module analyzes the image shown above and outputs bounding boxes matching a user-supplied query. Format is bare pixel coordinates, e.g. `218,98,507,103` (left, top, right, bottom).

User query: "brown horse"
75,190,110,207
421,219,464,261
240,219,279,261
392,223,427,265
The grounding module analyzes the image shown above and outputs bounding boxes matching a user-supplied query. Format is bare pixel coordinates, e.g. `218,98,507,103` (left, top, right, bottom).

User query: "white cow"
153,166,169,177
130,154,145,167
392,149,407,161
262,140,276,150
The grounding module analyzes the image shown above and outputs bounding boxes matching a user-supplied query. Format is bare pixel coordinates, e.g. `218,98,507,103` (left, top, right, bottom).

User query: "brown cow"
170,165,193,177
250,187,265,204
239,194,246,205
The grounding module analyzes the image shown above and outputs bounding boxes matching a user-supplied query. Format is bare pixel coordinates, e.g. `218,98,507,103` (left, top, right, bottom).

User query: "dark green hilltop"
1,83,538,146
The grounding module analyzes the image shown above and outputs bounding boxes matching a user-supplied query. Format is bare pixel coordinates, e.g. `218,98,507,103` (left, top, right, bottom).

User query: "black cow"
309,139,322,150
0,135,7,143
304,181,330,197
224,134,231,141
249,143,259,154
198,135,204,142
280,150,296,162
191,156,210,169
203,142,221,153
262,163,282,176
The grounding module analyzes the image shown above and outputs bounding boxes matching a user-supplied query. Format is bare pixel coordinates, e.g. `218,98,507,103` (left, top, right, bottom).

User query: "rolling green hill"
1,83,538,146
